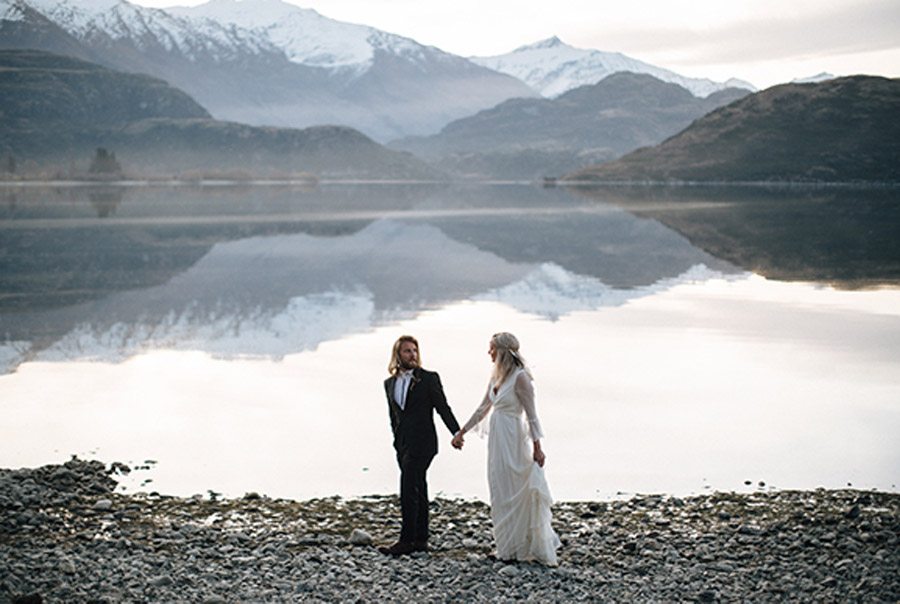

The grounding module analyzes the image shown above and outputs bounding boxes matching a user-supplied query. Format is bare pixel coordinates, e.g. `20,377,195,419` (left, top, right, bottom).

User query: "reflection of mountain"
3,220,532,369
0,184,742,373
570,185,900,287
0,184,430,312
477,263,731,320
405,184,736,288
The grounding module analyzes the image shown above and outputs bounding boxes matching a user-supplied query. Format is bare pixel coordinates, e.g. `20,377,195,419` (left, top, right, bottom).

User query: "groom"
380,335,461,556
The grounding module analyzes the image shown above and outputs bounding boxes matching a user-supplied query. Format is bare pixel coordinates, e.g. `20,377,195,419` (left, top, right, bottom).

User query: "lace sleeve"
461,384,493,434
515,371,544,441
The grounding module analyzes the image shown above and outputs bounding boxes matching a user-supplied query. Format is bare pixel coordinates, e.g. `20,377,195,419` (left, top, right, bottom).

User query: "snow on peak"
0,0,27,22
474,36,755,98
169,0,316,28
724,77,756,90
22,0,127,33
792,72,836,84
16,0,291,61
14,0,444,71
168,0,398,68
515,36,565,51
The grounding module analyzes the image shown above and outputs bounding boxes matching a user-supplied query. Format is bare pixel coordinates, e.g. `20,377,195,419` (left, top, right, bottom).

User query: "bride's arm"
515,372,544,440
451,385,493,448
516,372,546,466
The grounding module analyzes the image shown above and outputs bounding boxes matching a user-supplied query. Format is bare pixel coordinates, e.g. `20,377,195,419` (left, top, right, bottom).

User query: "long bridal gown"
462,368,561,565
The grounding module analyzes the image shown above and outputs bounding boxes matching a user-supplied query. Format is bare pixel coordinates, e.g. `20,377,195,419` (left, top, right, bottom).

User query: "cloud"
573,0,900,66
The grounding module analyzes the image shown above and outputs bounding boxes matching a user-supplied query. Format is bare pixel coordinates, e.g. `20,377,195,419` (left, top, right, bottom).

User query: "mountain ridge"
0,48,442,179
1,0,757,143
0,0,537,141
472,36,755,98
565,76,900,183
391,72,751,180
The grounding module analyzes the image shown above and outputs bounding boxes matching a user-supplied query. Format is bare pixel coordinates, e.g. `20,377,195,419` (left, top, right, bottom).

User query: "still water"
1,183,898,501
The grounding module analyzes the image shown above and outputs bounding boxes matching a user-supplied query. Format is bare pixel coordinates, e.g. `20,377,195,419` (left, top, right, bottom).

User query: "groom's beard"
400,359,418,370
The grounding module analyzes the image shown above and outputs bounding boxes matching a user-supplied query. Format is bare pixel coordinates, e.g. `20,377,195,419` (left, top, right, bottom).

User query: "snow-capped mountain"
0,0,535,141
1,0,757,140
473,36,755,98
7,0,277,59
168,0,418,72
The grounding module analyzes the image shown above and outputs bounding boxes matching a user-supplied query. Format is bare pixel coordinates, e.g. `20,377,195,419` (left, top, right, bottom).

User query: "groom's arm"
429,372,460,435
384,380,399,434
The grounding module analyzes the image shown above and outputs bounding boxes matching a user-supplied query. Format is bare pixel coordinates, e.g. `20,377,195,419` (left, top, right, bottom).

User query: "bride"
452,332,561,565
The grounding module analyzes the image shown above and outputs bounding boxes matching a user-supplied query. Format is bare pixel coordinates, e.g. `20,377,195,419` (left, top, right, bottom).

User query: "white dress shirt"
394,370,414,410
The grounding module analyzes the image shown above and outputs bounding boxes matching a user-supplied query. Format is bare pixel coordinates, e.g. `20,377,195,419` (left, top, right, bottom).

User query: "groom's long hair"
388,335,420,376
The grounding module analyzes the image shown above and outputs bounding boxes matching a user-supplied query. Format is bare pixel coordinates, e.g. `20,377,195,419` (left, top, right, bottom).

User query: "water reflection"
0,183,898,500
87,186,125,218
572,184,900,287
2,281,898,501
0,183,737,372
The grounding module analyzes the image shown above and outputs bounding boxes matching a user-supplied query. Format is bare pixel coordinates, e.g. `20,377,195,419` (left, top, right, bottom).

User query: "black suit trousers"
396,450,433,544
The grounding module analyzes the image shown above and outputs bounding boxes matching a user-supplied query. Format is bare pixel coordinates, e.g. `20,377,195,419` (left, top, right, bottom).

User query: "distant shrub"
89,148,122,174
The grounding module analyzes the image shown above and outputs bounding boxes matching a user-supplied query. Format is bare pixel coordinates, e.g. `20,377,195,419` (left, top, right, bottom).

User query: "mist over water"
1,183,898,501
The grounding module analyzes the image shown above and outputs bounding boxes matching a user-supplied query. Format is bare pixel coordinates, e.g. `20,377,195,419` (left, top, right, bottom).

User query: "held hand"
451,432,465,450
533,442,545,467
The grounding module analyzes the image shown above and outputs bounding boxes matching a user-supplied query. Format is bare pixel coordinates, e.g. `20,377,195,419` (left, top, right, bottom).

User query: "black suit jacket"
385,367,460,458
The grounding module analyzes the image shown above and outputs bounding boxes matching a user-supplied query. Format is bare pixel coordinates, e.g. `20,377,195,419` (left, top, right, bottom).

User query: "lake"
1,182,898,502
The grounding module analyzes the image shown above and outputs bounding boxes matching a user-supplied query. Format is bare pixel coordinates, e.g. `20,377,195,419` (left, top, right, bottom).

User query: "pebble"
349,528,372,545
499,565,520,577
0,458,897,603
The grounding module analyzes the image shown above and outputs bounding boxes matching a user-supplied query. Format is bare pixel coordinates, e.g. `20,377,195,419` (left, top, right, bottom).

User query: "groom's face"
398,341,419,370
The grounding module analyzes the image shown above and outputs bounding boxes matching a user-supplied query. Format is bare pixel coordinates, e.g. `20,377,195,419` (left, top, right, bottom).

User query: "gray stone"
60,558,77,575
348,528,372,546
499,565,520,577
152,576,173,587
1,460,897,603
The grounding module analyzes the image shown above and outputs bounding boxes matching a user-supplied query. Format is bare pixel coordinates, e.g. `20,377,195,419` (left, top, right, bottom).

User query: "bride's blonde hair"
491,332,531,386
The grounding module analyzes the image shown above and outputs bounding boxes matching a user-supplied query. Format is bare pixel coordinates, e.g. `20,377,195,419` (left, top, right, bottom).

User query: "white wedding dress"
462,369,561,565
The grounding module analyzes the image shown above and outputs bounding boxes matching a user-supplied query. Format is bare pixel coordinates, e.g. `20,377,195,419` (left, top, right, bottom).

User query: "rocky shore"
1,459,897,603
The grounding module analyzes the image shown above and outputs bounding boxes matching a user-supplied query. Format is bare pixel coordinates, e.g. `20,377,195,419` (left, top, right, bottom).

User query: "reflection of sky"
2,274,898,501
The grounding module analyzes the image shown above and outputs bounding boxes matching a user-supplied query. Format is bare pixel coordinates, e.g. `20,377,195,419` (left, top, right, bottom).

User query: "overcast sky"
135,0,900,89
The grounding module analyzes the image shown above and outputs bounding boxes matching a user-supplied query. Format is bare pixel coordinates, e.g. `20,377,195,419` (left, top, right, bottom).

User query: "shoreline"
1,459,897,602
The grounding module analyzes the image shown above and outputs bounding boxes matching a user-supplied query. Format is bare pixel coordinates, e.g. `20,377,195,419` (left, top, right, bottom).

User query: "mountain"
0,49,442,179
390,72,750,180
472,37,755,98
0,0,536,141
566,76,900,183
0,48,210,131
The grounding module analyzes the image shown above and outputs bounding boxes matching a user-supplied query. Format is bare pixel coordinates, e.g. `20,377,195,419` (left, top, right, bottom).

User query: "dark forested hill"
390,72,749,179
0,49,209,131
0,49,441,179
566,76,900,183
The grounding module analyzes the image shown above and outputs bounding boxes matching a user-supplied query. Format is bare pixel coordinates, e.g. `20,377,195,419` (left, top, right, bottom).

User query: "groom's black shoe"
412,541,429,553
378,541,416,556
